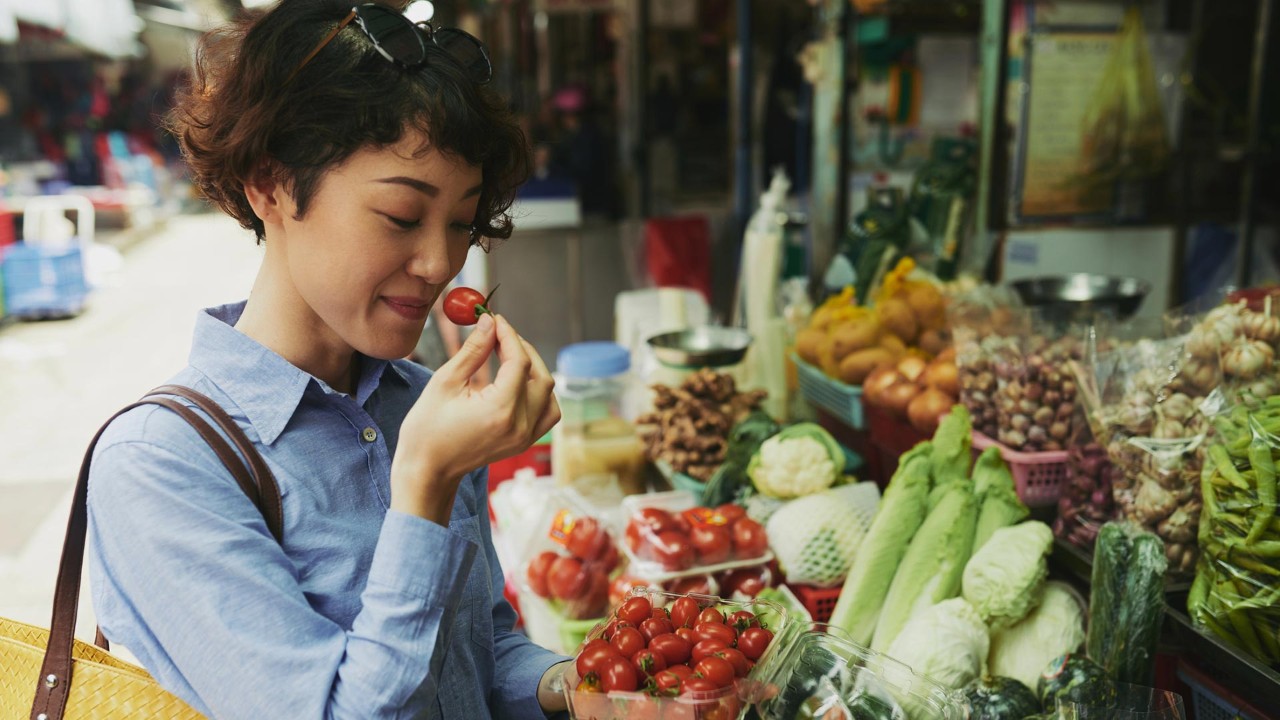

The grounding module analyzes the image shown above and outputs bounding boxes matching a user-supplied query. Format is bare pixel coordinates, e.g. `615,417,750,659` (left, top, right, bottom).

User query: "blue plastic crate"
1,243,88,318
792,353,867,430
1177,665,1271,720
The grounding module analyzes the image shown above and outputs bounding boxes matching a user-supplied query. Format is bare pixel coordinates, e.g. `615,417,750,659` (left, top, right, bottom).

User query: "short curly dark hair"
167,0,529,244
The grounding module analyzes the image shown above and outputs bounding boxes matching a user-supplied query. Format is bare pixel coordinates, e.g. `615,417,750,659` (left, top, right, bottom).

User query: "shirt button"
362,427,378,443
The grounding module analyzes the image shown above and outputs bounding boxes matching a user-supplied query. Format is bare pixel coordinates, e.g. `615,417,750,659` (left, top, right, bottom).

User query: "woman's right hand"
391,313,560,524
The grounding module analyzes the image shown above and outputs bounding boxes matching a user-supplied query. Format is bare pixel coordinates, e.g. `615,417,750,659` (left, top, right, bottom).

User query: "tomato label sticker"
682,507,728,528
548,509,576,545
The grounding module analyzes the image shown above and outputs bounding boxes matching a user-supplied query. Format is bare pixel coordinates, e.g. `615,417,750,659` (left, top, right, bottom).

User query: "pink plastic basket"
971,430,1068,507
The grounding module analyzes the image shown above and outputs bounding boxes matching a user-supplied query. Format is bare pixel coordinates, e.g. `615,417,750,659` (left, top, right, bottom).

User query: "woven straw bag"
1,385,283,720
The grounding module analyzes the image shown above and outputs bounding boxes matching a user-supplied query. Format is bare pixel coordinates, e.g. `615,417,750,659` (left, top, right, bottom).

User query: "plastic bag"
992,325,1083,452
949,286,1026,440
1046,681,1186,720
1189,399,1280,668
520,489,623,620
1171,300,1280,409
1056,410,1117,551
1083,336,1220,578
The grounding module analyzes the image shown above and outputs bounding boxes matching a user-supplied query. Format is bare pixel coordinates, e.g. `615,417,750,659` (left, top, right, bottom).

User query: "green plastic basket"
558,616,604,655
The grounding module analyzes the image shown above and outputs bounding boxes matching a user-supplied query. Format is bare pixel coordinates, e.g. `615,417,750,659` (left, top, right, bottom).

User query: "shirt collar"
189,302,406,445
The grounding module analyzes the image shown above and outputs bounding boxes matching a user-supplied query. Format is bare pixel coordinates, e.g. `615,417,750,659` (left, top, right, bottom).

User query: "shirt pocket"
449,513,496,655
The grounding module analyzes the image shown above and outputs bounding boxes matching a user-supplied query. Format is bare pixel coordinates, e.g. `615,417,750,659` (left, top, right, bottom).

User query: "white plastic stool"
21,194,95,250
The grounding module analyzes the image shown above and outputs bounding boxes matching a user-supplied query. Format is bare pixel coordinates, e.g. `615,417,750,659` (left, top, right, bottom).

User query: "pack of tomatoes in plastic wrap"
564,588,794,720
622,491,772,578
522,493,624,622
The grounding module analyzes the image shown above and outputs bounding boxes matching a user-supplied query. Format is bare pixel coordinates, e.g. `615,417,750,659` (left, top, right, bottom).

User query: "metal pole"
1235,0,1272,289
733,0,754,240
637,0,650,218
835,3,853,238
974,0,1010,279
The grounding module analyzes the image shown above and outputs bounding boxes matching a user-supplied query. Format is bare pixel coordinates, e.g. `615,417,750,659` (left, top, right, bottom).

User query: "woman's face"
277,129,482,361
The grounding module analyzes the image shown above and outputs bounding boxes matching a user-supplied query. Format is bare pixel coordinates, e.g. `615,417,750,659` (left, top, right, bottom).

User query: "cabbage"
988,581,1086,691
885,598,989,690
962,521,1054,629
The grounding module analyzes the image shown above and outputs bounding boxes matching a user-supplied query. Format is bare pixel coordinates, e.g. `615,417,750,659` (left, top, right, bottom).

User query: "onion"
922,359,960,396
908,388,955,434
882,381,922,418
897,355,928,383
864,366,906,406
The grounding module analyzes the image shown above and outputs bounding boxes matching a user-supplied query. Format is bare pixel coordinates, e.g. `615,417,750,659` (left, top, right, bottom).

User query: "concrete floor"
0,213,261,649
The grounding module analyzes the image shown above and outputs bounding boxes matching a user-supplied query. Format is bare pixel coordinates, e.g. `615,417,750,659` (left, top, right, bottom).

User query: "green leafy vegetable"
972,447,1030,552
700,410,779,506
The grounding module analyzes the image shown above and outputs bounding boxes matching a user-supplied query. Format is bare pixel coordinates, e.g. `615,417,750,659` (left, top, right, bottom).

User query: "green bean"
1189,571,1210,612
1248,435,1277,544
1212,445,1252,489
1226,599,1267,658
1202,612,1242,648
1256,617,1280,661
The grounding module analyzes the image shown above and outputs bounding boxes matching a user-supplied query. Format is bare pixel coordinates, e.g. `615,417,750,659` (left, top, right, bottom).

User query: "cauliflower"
748,423,843,498
961,521,1054,629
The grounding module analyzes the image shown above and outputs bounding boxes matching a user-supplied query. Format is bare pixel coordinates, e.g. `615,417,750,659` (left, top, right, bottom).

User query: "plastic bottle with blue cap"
552,342,647,495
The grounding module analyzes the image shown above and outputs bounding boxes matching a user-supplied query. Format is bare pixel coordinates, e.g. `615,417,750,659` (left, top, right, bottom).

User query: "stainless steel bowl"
1009,274,1151,322
647,326,753,369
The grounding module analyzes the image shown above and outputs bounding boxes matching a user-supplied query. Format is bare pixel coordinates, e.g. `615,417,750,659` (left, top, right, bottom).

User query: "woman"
85,1,570,717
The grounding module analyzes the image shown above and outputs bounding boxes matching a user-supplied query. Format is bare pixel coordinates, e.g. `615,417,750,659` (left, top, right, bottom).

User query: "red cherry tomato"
632,507,681,536
617,596,652,626
610,627,646,658
675,627,697,644
648,633,693,666
689,524,732,565
566,517,610,562
665,574,715,597
651,606,670,620
631,648,667,678
576,639,620,678
653,668,685,695
694,621,738,646
727,610,759,632
598,655,639,693
593,541,620,574
718,567,770,599
714,648,751,677
680,677,721,697
691,639,729,663
731,518,769,558
638,616,675,643
546,556,588,601
736,627,773,661
608,574,645,607
650,531,695,571
666,664,695,680
442,286,494,326
562,567,609,620
602,619,633,641
669,596,701,629
693,656,736,688
525,551,558,598
715,504,747,524
697,608,725,625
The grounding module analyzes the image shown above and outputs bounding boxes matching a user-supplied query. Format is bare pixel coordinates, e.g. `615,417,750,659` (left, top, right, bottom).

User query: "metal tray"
1164,591,1280,717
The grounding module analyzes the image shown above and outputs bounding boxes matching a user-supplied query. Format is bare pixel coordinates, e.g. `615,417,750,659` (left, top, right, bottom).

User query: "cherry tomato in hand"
648,633,692,666
731,518,769,558
442,286,497,326
737,627,774,661
598,655,639,693
631,648,667,678
669,596,701,629
638,616,675,643
525,550,558,598
576,639,620,678
689,524,732,565
616,596,652,626
610,627,646,658
693,656,736,689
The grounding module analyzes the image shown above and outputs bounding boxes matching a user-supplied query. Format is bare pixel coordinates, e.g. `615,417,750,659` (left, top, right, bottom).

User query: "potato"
878,333,907,357
906,283,946,328
809,305,835,332
918,328,951,357
831,318,882,359
838,347,897,386
818,335,842,378
876,298,918,344
795,328,826,365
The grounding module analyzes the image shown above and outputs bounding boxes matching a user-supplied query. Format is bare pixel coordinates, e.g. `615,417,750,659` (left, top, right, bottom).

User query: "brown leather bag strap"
148,384,284,543
31,388,282,720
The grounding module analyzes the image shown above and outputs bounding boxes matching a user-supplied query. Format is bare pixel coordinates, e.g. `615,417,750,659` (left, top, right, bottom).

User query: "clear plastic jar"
551,342,647,495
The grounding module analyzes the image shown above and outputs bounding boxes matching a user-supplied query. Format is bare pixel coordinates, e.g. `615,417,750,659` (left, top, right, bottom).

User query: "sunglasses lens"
434,28,492,84
361,5,424,65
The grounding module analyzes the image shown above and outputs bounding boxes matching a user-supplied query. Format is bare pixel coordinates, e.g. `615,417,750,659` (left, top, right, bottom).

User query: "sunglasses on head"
287,3,492,86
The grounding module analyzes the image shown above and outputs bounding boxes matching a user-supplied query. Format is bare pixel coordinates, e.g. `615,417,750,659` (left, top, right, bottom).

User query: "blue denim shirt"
86,302,566,719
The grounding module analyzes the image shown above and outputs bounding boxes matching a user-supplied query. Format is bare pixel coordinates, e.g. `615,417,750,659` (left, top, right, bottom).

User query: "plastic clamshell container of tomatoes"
563,587,796,720
520,488,624,621
620,491,774,583
743,629,968,720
